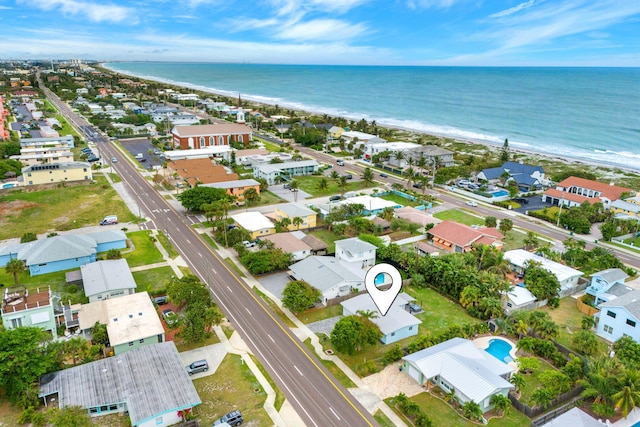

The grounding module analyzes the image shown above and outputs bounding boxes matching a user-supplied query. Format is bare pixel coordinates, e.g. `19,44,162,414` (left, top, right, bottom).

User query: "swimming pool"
485,339,514,363
1,182,18,189
489,190,510,198
374,273,385,285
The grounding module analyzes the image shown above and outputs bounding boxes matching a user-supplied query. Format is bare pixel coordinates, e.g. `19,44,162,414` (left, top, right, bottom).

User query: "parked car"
111,157,117,163
465,201,478,207
186,359,209,376
329,195,342,202
514,197,529,204
345,174,353,179
213,410,243,426
87,156,100,162
100,215,118,226
467,183,479,190
457,180,470,188
412,182,423,189
162,309,178,326
380,173,388,178
336,160,344,166
283,184,290,190
152,295,168,305
139,158,147,163
242,240,256,248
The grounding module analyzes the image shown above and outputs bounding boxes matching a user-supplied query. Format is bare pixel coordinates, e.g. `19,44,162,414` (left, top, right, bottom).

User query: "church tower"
236,94,245,124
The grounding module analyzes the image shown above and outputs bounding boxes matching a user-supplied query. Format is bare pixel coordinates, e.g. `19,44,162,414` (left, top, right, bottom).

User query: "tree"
500,138,510,162
338,175,348,195
499,218,513,235
462,401,482,421
91,322,109,347
317,177,329,193
166,275,211,307
490,394,511,415
523,231,539,250
330,170,340,181
292,216,304,230
243,187,260,211
282,280,321,313
581,316,597,330
330,315,382,355
21,232,37,243
48,406,92,427
459,286,481,309
524,261,560,302
5,258,26,286
277,217,292,231
289,179,300,202
362,167,375,187
572,330,600,356
177,186,232,211
485,216,497,228
613,371,640,418
0,327,58,406
510,373,525,394
515,319,529,339
379,207,395,221
531,388,553,409
539,370,572,395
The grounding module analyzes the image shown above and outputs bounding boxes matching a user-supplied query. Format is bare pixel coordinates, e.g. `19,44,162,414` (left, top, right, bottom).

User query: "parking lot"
512,194,553,214
119,137,164,169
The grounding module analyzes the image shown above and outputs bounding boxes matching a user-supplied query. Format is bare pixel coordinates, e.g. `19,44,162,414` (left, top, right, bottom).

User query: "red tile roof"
173,123,252,137
555,176,631,201
429,221,503,248
544,188,592,204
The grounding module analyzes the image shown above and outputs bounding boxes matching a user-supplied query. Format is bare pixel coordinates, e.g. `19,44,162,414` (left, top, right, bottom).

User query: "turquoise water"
485,339,513,364
631,421,640,427
489,190,510,198
105,63,640,170
1,183,17,189
374,273,384,285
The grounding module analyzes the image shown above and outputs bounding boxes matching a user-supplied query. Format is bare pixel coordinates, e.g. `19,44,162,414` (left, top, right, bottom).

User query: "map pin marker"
365,263,402,316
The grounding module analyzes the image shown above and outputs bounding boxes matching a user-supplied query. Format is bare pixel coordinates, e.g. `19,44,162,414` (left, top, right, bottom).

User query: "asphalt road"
39,78,379,427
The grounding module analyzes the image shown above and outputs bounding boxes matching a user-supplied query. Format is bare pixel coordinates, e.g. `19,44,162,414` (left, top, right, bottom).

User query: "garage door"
407,364,421,384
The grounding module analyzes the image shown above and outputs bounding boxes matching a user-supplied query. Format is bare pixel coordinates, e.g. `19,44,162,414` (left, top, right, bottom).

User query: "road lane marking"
226,286,233,293
186,239,191,244
198,252,203,257
245,307,252,315
294,365,304,377
267,334,275,343
329,407,340,420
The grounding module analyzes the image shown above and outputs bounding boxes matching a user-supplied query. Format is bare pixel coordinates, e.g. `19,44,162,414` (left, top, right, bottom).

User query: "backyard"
433,209,484,226
291,175,374,197
122,230,165,267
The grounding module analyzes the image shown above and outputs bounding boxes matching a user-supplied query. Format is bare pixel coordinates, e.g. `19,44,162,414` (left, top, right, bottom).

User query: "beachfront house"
595,289,640,343
341,293,420,344
39,342,201,427
610,196,640,220
476,162,545,191
364,141,421,166
542,176,632,209
402,338,514,413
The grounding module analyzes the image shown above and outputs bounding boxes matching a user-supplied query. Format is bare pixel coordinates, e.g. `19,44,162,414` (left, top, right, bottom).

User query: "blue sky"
1,0,639,65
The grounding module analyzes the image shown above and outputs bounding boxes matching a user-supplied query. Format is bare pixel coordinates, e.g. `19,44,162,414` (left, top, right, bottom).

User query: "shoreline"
101,63,639,177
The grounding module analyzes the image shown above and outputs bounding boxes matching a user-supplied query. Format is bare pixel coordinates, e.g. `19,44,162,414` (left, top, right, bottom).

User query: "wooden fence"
508,386,583,419
577,297,600,317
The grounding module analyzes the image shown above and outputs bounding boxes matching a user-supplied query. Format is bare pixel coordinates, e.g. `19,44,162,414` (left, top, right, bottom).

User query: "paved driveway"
119,137,163,169
307,315,342,336
179,343,227,379
513,194,553,213
258,271,291,301
269,183,312,202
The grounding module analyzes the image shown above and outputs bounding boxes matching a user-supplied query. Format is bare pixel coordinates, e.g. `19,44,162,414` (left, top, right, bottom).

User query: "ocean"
104,62,640,171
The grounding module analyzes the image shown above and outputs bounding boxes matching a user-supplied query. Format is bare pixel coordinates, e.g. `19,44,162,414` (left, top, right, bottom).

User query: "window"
218,136,224,145
128,341,133,346
199,136,204,146
209,136,214,146
391,332,395,336
607,310,617,318
109,405,117,411
11,318,22,328
90,408,98,414
409,326,413,330
627,319,636,327
507,302,513,308
139,339,144,343
604,325,613,334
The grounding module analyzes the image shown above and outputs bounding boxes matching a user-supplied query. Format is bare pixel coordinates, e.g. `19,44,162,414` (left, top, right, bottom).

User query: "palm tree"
330,170,340,182
510,373,525,395
531,388,553,409
362,167,375,187
515,319,529,339
278,217,292,231
5,258,25,287
490,394,511,415
379,207,395,222
356,309,379,320
459,286,480,309
613,371,640,418
292,216,304,230
462,401,482,421
317,177,329,193
581,316,597,330
243,187,260,212
338,175,348,196
523,231,539,250
404,166,417,188
393,150,405,166
289,179,299,202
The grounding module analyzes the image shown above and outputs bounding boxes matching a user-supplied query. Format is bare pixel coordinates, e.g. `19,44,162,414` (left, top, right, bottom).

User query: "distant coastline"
102,62,640,175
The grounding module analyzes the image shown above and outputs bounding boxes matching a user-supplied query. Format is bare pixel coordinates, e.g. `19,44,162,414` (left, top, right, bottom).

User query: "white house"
502,285,537,313
81,259,136,303
335,237,377,269
341,293,420,344
596,289,640,343
289,256,365,304
363,141,421,167
504,249,583,291
402,338,514,413
252,160,319,185
585,268,631,306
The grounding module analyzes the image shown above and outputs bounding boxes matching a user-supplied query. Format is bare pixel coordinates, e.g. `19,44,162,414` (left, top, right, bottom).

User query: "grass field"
0,176,136,240
156,231,179,258
298,304,343,324
380,193,420,207
309,229,343,254
132,266,174,294
292,175,374,197
406,286,480,335
433,209,484,226
55,114,81,138
122,230,165,267
518,360,557,406
250,355,286,411
303,339,358,388
191,354,271,426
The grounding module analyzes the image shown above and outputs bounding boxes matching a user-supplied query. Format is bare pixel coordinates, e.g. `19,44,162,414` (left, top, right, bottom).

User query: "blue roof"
481,162,543,185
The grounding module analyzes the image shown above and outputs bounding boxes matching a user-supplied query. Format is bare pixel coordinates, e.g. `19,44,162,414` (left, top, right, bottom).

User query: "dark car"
213,410,243,426
380,173,388,178
412,183,423,189
514,197,529,204
87,156,100,162
139,158,147,163
152,295,168,305
345,174,353,179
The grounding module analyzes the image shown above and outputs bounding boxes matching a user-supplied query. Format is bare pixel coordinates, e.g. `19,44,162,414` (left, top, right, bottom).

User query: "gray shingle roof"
600,289,640,318
18,235,96,265
290,256,363,291
81,259,136,297
592,268,629,285
39,342,201,426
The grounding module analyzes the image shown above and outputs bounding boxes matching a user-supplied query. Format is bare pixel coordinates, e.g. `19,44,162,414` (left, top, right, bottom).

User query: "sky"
1,0,639,65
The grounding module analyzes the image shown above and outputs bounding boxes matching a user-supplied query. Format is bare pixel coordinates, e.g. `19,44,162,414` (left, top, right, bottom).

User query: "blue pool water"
1,182,17,189
374,273,385,285
485,339,514,363
631,421,640,427
489,190,510,198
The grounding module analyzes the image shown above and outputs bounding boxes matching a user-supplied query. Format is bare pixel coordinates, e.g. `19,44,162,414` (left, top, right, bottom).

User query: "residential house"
503,249,584,291
502,285,537,313
427,221,504,253
340,195,402,216
301,234,328,256
78,291,165,355
611,196,640,220
261,232,312,261
39,341,201,427
253,160,319,185
402,338,514,413
274,203,317,230
364,141,421,167
335,237,377,269
171,123,252,149
327,126,343,142
477,162,545,191
242,152,293,166
166,158,238,187
596,289,640,343
404,145,455,168
414,241,440,257
203,179,261,202
234,148,269,165
289,256,366,304
11,146,74,166
81,259,136,303
585,268,631,306
231,212,275,239
542,176,632,208
22,162,93,186
540,407,603,427
168,113,200,126
341,293,421,344
20,135,74,149
2,287,57,337
341,131,382,147
394,206,442,227
0,230,127,276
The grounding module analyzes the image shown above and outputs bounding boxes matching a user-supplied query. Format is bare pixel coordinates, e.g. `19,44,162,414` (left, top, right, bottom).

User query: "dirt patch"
362,364,424,399
0,200,41,217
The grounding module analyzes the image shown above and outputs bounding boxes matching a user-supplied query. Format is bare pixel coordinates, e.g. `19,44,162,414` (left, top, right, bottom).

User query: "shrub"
383,344,404,364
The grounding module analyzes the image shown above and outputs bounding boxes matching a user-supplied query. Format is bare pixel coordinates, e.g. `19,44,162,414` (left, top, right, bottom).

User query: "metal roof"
290,256,364,291
335,237,377,255
275,203,316,218
81,259,136,298
39,342,201,426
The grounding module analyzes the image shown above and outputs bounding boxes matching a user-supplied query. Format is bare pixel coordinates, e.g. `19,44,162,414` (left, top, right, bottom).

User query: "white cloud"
17,0,135,23
275,19,369,41
489,0,538,19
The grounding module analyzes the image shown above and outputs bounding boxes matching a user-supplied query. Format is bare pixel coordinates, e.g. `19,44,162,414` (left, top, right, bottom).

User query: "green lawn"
122,230,165,267
406,286,480,335
0,176,137,239
254,289,296,328
55,114,81,138
433,209,483,226
156,231,180,258
309,229,344,254
254,190,286,206
380,193,420,207
292,175,375,197
374,410,396,427
191,354,272,426
132,266,175,295
297,304,343,324
518,360,557,406
303,339,358,388
386,392,530,427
